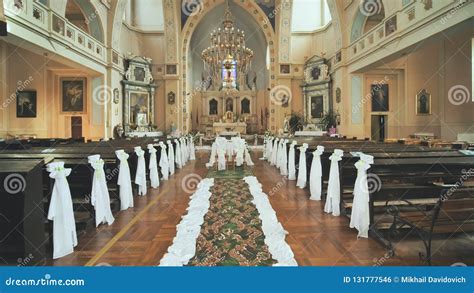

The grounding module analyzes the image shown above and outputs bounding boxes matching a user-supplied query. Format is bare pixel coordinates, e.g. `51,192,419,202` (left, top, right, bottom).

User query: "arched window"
291,0,331,32
209,99,218,115
241,98,250,114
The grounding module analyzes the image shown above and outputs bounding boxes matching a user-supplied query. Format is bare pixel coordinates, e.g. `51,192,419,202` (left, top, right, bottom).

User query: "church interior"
0,0,473,268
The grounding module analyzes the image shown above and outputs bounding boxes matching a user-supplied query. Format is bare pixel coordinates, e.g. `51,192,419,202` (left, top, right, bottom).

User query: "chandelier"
201,1,254,91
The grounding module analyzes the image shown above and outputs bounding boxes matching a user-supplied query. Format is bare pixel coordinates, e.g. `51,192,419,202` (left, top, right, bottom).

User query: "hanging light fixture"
201,0,254,91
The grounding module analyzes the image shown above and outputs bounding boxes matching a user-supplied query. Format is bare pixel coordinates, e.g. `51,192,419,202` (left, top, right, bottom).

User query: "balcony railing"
4,0,106,64
348,0,470,61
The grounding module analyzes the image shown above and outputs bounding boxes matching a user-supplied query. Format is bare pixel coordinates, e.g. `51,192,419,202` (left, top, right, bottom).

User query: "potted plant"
319,110,338,131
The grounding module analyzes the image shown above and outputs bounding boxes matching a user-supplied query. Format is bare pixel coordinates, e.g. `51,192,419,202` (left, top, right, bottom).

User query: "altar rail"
3,0,106,64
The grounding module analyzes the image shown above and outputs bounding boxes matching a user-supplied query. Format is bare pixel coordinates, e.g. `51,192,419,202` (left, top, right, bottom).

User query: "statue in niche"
241,98,250,114
225,98,233,112
283,115,290,133
209,99,218,115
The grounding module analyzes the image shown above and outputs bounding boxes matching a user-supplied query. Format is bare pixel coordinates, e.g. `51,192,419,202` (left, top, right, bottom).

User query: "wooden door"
71,116,82,139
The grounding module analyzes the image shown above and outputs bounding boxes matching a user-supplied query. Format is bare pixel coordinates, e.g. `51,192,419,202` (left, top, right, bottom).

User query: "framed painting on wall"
416,89,431,115
371,83,389,112
16,90,37,118
61,78,86,113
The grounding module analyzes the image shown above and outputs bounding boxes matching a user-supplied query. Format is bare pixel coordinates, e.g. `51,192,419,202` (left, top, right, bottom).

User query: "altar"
213,122,247,135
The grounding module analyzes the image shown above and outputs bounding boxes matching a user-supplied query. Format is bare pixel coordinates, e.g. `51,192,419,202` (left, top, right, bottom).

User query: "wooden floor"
47,151,473,266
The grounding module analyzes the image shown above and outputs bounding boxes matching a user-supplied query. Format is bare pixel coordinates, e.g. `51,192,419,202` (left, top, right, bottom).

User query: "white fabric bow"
159,142,170,180
271,138,279,166
134,147,147,196
189,136,196,161
244,146,254,166
174,139,182,169
147,144,160,189
324,149,344,216
309,146,325,200
350,153,374,238
88,155,115,226
288,141,297,180
280,140,289,176
115,150,134,210
265,137,274,161
47,162,77,259
167,140,175,175
180,138,188,165
296,143,309,189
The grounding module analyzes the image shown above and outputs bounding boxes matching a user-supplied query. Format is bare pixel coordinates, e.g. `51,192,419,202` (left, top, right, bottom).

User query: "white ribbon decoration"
189,136,196,161
271,138,279,166
174,139,182,169
47,162,77,259
350,153,374,238
115,150,134,210
159,142,170,180
324,149,344,216
206,142,217,168
147,144,160,189
280,139,289,176
266,137,274,161
180,137,188,165
309,146,325,201
134,146,147,196
296,143,309,189
244,146,254,166
88,155,115,226
288,141,297,180
217,147,226,171
167,140,175,175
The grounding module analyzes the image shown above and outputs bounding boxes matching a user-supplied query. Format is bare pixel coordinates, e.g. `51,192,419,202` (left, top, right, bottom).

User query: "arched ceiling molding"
74,0,105,42
350,0,387,43
181,0,277,92
326,0,343,50
110,0,127,49
278,0,292,63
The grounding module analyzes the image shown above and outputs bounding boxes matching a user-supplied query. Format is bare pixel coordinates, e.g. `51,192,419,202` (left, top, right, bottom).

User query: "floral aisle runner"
160,173,297,266
188,178,276,266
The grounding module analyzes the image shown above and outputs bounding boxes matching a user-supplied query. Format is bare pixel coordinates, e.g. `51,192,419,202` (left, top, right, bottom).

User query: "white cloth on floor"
309,146,325,201
47,162,77,259
296,143,309,189
189,136,196,160
167,140,175,175
134,146,147,196
280,139,289,176
324,149,344,216
115,150,134,210
147,144,160,189
88,155,115,226
174,139,182,169
159,142,169,180
271,138,279,166
350,153,374,238
288,141,297,180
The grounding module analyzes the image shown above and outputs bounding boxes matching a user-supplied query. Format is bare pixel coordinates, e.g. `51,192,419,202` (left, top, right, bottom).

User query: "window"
291,0,332,32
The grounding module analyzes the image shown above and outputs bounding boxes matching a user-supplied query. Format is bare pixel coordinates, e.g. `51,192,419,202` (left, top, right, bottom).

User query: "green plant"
289,112,305,133
320,110,338,131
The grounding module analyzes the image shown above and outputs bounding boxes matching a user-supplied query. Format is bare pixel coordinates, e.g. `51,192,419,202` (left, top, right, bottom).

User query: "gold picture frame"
416,89,431,115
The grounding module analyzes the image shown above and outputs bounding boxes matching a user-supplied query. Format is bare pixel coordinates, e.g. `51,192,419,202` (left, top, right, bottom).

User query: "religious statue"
283,115,290,133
